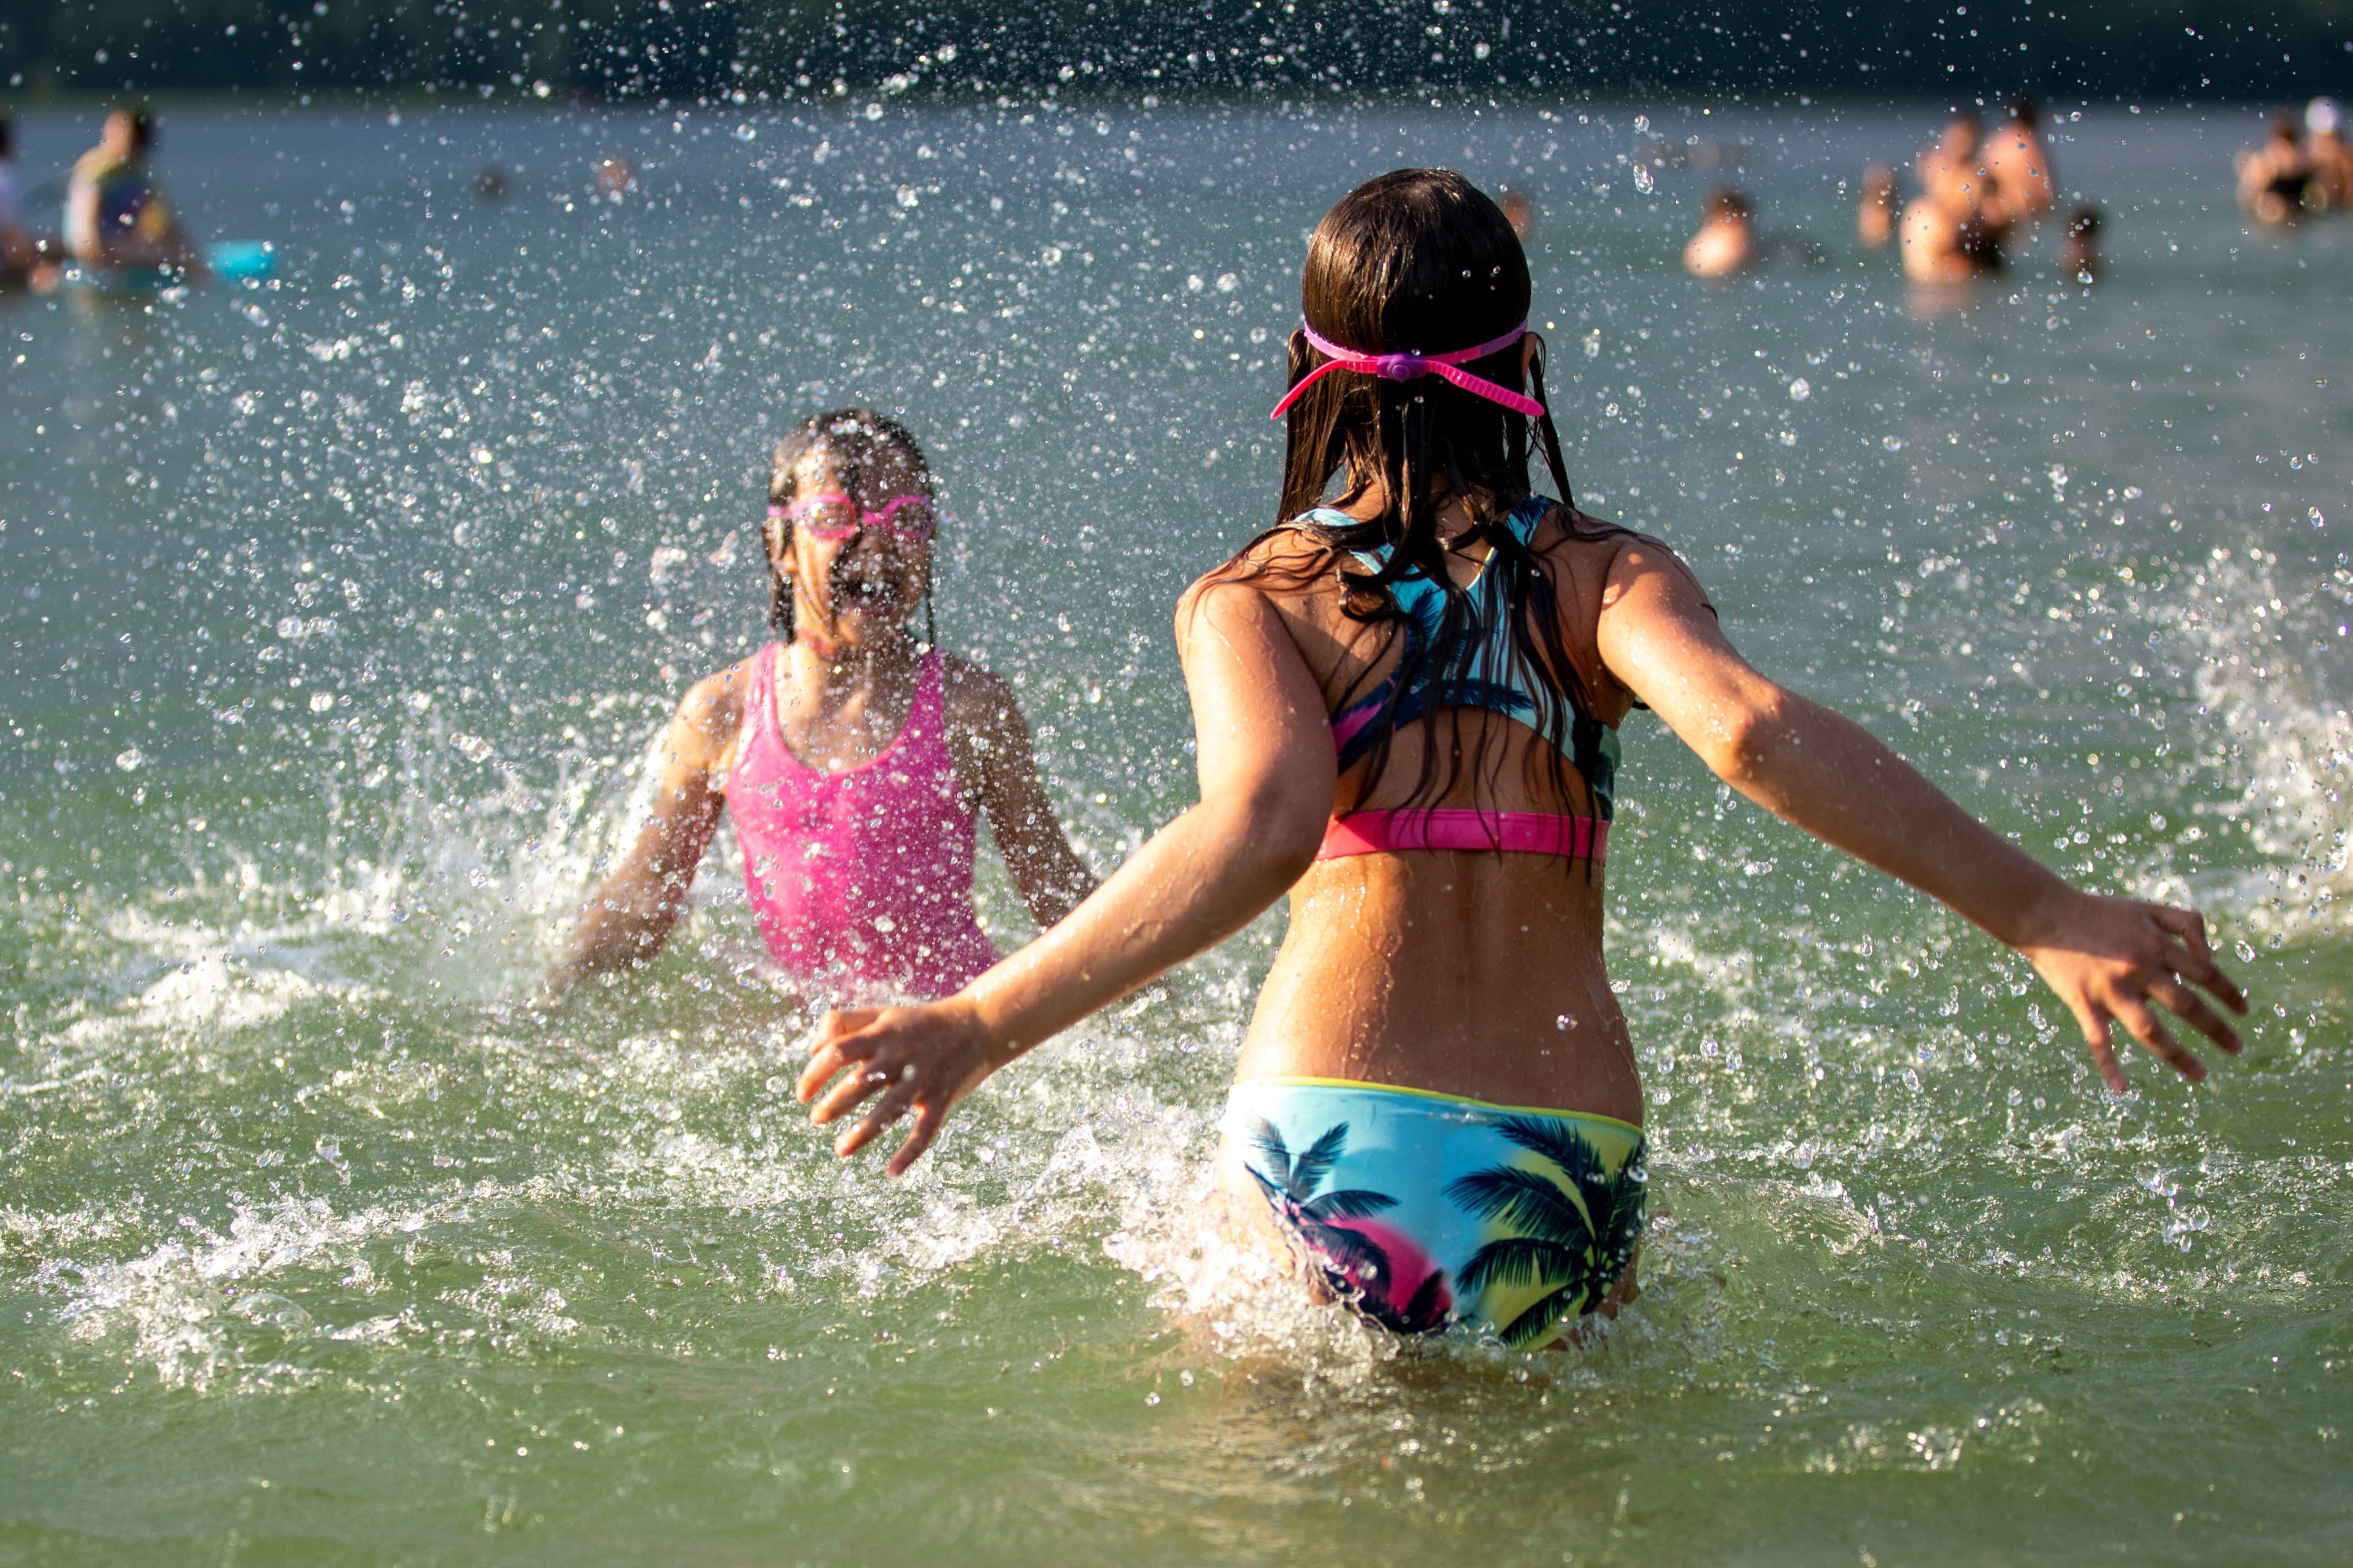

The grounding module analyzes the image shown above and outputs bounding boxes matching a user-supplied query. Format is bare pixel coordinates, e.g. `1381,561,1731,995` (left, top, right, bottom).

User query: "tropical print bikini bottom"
1222,1077,1647,1348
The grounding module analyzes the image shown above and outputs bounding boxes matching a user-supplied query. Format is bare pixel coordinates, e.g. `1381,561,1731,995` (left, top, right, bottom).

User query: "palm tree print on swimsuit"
1240,1117,1453,1335
1446,1117,1648,1347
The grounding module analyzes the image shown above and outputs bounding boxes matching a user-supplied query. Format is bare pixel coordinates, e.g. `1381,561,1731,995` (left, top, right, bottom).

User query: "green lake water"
2,97,2348,1564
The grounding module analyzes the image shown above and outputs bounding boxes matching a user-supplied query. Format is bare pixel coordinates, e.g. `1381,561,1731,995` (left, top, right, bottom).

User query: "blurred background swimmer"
1981,96,2057,228
2303,98,2352,209
64,106,207,277
2237,111,2317,224
1684,186,1757,276
1498,186,1537,243
1683,186,1821,278
595,155,635,199
0,115,34,285
1901,111,2005,283
544,409,1095,1008
1856,161,1899,248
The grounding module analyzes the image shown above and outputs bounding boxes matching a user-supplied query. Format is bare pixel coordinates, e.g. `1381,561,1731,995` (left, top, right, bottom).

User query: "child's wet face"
774,444,931,645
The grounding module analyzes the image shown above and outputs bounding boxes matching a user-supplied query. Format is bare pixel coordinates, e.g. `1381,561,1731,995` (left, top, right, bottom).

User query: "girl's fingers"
2148,902,2211,958
800,1020,875,1105
811,1059,900,1125
2147,976,2242,1054
886,1100,954,1178
2072,1000,2127,1093
834,1076,920,1158
2112,996,2204,1083
2149,907,2248,1011
796,1009,891,1102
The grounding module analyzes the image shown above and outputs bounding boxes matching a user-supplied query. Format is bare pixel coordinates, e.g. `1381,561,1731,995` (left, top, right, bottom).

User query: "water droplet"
1788,377,1811,401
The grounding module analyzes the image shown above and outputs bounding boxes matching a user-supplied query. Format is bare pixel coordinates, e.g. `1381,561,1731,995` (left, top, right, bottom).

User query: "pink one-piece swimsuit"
726,645,1000,1000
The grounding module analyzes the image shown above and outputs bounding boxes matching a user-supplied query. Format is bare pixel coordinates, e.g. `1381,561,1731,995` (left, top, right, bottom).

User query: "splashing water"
2,100,2349,1562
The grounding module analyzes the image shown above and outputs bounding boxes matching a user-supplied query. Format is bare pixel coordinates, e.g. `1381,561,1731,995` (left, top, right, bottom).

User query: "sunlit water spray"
3,99,2349,1561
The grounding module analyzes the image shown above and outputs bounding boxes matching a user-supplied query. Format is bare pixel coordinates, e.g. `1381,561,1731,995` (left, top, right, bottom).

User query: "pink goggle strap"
766,494,934,540
1267,320,1545,422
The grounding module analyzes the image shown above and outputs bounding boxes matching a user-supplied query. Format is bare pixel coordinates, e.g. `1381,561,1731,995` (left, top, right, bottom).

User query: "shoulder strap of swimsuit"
911,646,947,737
727,642,783,788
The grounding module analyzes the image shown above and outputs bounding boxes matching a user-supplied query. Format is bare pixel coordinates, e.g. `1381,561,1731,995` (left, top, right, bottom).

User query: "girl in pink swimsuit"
546,409,1095,1005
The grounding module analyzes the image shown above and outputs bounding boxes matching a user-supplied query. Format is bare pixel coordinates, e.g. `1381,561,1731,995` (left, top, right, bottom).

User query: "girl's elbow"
1241,787,1330,881
1701,694,1794,786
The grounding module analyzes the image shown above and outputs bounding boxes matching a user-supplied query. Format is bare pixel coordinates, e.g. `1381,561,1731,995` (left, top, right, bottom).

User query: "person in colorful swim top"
544,409,1096,1006
796,169,2249,1349
64,106,206,275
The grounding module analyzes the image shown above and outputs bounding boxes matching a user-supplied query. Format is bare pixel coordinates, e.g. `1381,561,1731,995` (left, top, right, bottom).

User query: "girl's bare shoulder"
674,651,762,750
1534,504,1713,610
938,652,1023,733
1180,525,1340,622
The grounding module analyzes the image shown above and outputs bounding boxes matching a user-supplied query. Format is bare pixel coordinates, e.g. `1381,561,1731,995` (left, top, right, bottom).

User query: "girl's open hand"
796,998,1002,1175
2015,890,2248,1092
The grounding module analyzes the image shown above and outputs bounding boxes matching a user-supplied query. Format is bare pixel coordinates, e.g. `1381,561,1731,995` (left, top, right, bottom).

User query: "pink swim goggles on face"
1268,320,1546,421
769,493,938,545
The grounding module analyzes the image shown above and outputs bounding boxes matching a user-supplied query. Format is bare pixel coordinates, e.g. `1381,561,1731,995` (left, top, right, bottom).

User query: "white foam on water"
37,1185,531,1389
2148,547,2353,937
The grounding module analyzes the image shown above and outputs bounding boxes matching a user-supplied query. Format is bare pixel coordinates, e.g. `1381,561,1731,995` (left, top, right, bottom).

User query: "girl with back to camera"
546,409,1095,1006
797,172,2246,1348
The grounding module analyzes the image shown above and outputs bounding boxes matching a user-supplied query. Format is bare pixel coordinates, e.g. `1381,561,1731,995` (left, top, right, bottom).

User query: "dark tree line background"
2,0,2347,103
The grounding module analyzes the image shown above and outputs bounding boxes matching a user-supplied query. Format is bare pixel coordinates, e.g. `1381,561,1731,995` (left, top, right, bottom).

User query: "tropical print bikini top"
1292,493,1620,820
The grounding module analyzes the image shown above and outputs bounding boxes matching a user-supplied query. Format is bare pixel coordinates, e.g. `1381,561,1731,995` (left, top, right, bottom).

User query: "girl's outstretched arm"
541,670,739,1002
1595,540,2247,1091
798,579,1336,1174
944,660,1099,929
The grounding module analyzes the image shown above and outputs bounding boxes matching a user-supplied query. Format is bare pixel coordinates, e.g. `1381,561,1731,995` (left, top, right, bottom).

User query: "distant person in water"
2062,206,2101,283
1684,186,1757,276
66,106,206,275
1682,187,1820,277
2237,112,2316,225
1915,112,1986,219
1901,113,2003,282
2303,98,2353,210
595,155,634,199
545,409,1095,1007
1857,162,1898,248
1684,186,1760,276
474,165,509,200
0,116,34,285
1982,96,2056,227
1498,188,1537,242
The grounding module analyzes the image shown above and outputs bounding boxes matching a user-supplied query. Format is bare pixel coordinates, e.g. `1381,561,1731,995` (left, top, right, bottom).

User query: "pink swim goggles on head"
1268,320,1546,421
769,493,938,545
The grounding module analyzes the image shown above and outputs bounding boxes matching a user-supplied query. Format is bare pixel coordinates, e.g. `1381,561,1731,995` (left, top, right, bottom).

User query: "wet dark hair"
1233,167,1634,838
2068,205,2102,239
112,106,153,155
1705,185,1753,221
2004,95,2040,128
764,406,934,642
